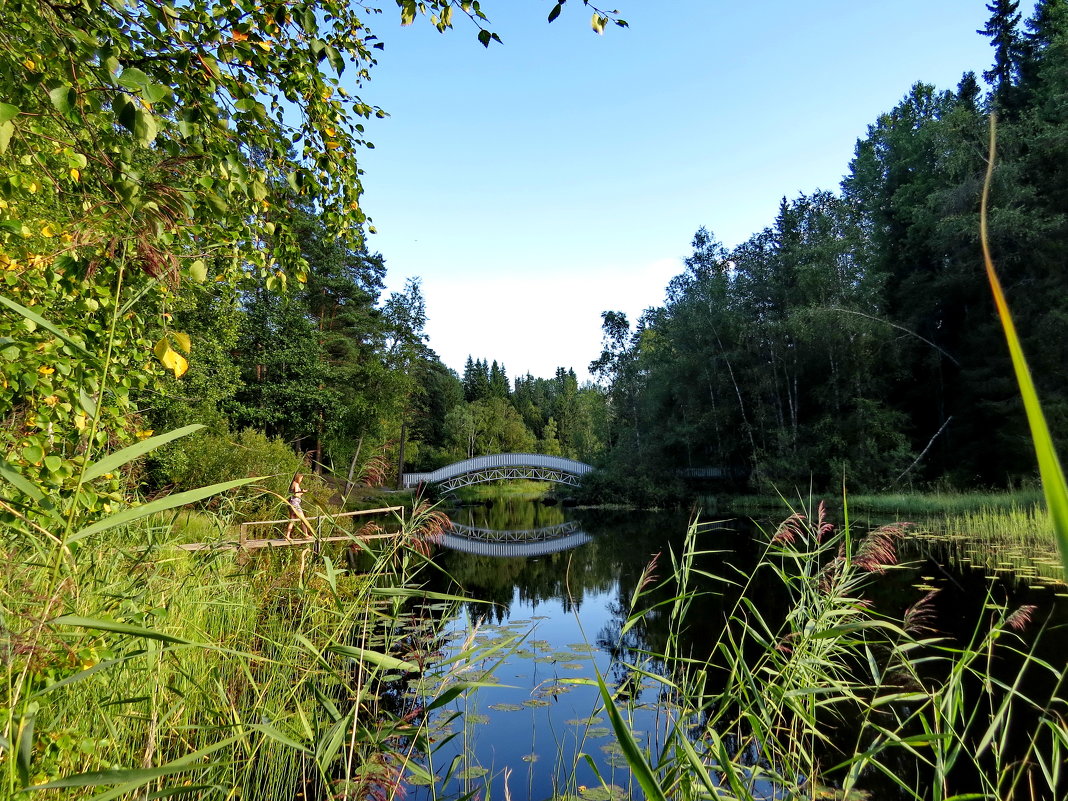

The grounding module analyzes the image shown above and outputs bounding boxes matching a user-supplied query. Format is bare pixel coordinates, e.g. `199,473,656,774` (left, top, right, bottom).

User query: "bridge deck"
403,453,592,489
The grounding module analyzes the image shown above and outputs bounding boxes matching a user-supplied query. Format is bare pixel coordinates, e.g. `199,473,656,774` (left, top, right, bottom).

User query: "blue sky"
353,1,1030,383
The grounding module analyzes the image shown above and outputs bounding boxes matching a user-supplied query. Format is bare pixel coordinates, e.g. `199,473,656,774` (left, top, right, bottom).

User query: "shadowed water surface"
397,493,1068,801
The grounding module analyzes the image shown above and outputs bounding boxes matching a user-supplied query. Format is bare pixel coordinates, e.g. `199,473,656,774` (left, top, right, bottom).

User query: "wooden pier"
175,506,405,552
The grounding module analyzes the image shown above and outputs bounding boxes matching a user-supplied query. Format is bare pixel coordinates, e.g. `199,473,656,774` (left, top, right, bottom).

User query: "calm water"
395,491,1068,801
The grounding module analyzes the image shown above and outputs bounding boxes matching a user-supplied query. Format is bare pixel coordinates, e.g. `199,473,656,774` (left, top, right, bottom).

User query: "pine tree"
979,0,1024,110
489,360,510,398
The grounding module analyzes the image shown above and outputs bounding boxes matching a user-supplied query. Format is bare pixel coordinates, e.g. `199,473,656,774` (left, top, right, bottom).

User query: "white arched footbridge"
403,453,593,493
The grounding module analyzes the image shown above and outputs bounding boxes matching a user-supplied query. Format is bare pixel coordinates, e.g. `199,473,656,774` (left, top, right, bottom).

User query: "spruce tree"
979,0,1024,110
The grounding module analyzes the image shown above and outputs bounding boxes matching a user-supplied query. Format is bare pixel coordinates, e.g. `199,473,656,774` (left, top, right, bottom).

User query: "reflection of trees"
591,517,783,702
423,499,688,621
451,494,568,531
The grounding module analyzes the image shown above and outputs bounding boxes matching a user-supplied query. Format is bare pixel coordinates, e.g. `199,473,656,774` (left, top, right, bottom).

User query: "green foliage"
1,503,462,797
152,427,330,520
593,5,1068,498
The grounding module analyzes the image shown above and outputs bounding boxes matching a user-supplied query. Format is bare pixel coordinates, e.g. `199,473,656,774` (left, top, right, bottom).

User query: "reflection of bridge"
437,520,592,557
402,453,593,493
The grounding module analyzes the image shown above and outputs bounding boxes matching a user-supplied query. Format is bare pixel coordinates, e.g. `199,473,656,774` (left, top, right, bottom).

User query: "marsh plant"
595,505,1067,800
0,420,464,799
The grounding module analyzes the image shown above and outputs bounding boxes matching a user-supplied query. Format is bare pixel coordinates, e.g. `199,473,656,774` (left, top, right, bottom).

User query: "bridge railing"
403,453,593,488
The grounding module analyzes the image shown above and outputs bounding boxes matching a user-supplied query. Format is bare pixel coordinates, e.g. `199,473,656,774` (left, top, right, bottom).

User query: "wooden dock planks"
175,505,405,551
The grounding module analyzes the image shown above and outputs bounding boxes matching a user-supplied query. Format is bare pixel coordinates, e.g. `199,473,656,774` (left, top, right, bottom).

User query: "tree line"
0,0,614,509
589,0,1068,500
145,215,610,488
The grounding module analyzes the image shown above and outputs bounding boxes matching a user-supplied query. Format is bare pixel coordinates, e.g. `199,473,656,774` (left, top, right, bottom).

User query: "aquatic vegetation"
589,508,1067,800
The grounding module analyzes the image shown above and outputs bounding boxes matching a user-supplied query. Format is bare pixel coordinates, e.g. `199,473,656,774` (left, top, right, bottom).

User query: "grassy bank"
450,480,555,503
2,502,456,798
721,491,1064,582
723,488,1044,519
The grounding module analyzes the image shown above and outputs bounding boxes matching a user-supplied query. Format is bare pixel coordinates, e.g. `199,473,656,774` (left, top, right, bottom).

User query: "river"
392,489,1068,801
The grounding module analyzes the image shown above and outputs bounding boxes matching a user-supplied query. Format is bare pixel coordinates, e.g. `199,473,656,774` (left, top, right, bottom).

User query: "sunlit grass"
726,489,1043,518
452,480,555,502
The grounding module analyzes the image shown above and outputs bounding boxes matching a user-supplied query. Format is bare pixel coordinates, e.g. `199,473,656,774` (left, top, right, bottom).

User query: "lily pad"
567,716,604,726
537,683,574,696
405,772,437,786
579,783,627,801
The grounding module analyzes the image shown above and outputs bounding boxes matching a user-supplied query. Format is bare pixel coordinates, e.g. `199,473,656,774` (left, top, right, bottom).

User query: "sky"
349,1,1031,383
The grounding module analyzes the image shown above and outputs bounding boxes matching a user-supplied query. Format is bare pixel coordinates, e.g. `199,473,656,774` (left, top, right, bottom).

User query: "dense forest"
3,0,1068,508
0,0,609,503
588,0,1068,500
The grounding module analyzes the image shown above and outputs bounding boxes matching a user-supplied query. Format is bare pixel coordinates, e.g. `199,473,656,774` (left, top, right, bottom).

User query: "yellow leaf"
70,168,80,182
73,413,87,431
135,429,154,439
172,331,191,354
153,336,171,362
154,337,189,377
23,58,35,70
170,352,188,378
40,223,55,237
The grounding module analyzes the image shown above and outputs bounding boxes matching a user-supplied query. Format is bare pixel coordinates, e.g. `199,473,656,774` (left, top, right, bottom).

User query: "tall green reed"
980,115,1068,581
596,505,1065,800
0,293,478,799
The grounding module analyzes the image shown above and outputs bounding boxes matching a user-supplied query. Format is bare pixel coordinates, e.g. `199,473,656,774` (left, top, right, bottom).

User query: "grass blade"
25,762,214,790
82,424,204,482
594,667,668,801
68,477,258,543
51,615,191,645
0,293,95,360
325,644,419,673
980,115,1068,581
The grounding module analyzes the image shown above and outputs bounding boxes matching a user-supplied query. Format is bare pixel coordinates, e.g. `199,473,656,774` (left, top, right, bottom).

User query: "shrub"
151,427,330,520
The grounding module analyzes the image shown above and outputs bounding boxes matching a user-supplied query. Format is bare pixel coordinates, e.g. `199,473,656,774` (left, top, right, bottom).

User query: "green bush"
151,427,331,520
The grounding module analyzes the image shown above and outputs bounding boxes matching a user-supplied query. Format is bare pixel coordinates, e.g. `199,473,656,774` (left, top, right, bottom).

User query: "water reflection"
406,494,1068,801
439,520,593,557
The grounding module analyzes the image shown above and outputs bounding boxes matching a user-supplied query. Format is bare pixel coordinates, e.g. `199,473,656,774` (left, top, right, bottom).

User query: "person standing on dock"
284,473,313,540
